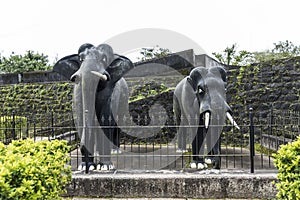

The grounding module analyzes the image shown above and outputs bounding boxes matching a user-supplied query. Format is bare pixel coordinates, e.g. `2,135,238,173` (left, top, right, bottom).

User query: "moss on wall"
0,82,73,116
0,56,299,141
225,56,300,136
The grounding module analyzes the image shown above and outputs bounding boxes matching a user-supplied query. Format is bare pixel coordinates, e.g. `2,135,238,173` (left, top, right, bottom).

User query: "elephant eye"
198,87,204,94
102,55,107,63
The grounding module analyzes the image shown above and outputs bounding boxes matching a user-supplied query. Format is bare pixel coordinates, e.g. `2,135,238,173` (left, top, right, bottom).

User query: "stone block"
66,172,278,199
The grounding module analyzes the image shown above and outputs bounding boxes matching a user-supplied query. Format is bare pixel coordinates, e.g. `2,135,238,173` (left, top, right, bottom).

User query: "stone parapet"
66,170,278,199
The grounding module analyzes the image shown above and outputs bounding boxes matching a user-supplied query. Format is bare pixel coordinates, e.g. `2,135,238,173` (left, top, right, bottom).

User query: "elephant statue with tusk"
173,66,239,169
54,43,134,171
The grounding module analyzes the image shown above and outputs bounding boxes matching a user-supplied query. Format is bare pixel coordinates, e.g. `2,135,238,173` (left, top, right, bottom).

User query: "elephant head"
173,66,239,169
54,43,134,171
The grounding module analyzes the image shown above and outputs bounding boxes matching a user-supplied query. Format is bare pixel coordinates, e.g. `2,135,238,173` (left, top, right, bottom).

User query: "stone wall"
226,57,300,127
0,50,299,137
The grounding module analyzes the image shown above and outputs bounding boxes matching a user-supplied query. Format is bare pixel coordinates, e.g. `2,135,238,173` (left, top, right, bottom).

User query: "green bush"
273,136,300,199
0,116,27,140
0,139,71,200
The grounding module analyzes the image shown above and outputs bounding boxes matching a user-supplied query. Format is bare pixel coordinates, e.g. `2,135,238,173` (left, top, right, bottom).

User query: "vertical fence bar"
51,109,54,138
33,115,36,142
84,110,89,174
249,107,255,173
11,111,16,140
25,116,29,139
269,107,274,167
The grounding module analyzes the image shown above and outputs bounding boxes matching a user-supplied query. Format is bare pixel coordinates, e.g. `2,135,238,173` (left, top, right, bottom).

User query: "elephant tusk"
204,112,210,129
226,112,240,130
91,71,108,81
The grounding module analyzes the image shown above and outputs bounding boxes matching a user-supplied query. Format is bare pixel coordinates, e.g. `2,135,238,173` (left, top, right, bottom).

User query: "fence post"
33,115,36,142
84,110,89,174
51,109,54,138
249,107,255,173
11,111,16,140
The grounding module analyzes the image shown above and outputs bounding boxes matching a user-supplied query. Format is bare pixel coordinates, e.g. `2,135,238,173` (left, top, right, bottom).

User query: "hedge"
273,136,300,199
0,139,71,200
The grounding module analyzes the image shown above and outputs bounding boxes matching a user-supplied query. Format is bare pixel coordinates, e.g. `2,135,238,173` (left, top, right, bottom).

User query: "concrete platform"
66,145,277,199
65,169,278,199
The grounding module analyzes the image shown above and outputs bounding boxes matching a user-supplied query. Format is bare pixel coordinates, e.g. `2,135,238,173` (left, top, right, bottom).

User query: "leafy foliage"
252,40,300,63
0,50,52,73
273,136,300,199
137,45,172,62
129,81,170,102
212,43,252,66
0,139,71,200
213,40,300,66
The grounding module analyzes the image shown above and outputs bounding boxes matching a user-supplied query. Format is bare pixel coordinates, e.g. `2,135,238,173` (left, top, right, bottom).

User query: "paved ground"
69,145,275,171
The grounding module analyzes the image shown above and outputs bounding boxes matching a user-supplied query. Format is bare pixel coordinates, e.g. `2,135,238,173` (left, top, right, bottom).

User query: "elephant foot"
205,157,221,169
78,162,97,171
97,161,115,171
205,157,213,165
213,157,221,169
176,148,188,153
111,149,122,155
190,161,208,170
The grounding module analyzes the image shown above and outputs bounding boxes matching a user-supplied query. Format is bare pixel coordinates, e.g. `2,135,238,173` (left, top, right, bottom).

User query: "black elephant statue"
54,43,134,171
173,66,239,169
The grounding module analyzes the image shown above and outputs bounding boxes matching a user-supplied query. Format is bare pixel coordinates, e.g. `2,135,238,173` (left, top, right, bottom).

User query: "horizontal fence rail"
0,108,299,172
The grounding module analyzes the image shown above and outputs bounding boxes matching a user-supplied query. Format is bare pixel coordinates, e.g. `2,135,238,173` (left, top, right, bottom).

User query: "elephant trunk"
71,62,109,156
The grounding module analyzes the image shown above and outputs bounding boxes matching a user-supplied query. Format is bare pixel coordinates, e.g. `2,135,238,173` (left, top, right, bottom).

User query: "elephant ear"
187,67,206,91
187,76,196,91
53,54,81,79
209,66,227,82
106,54,134,83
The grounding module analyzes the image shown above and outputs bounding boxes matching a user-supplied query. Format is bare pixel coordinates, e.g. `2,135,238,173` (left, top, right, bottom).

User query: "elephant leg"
80,145,94,162
76,119,97,171
177,116,188,152
78,145,96,171
95,127,114,170
173,96,187,152
111,127,121,154
95,108,115,169
190,117,208,169
192,129,205,162
206,129,221,169
192,120,207,160
191,131,207,169
212,138,221,169
101,128,113,162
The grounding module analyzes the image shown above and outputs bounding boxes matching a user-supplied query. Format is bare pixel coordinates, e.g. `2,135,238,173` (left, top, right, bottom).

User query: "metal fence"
0,108,299,172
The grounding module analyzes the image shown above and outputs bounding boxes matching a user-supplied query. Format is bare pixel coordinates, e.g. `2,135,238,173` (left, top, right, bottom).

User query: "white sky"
1,0,300,63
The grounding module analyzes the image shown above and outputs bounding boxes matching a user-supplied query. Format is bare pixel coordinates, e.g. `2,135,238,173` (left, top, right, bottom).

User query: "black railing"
0,108,299,172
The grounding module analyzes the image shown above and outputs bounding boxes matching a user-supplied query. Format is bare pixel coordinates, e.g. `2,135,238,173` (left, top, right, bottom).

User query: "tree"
212,44,252,66
137,45,172,62
213,40,300,66
0,50,52,74
252,40,300,63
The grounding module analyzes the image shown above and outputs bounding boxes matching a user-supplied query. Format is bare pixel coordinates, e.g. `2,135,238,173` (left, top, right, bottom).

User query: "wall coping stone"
66,170,278,199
